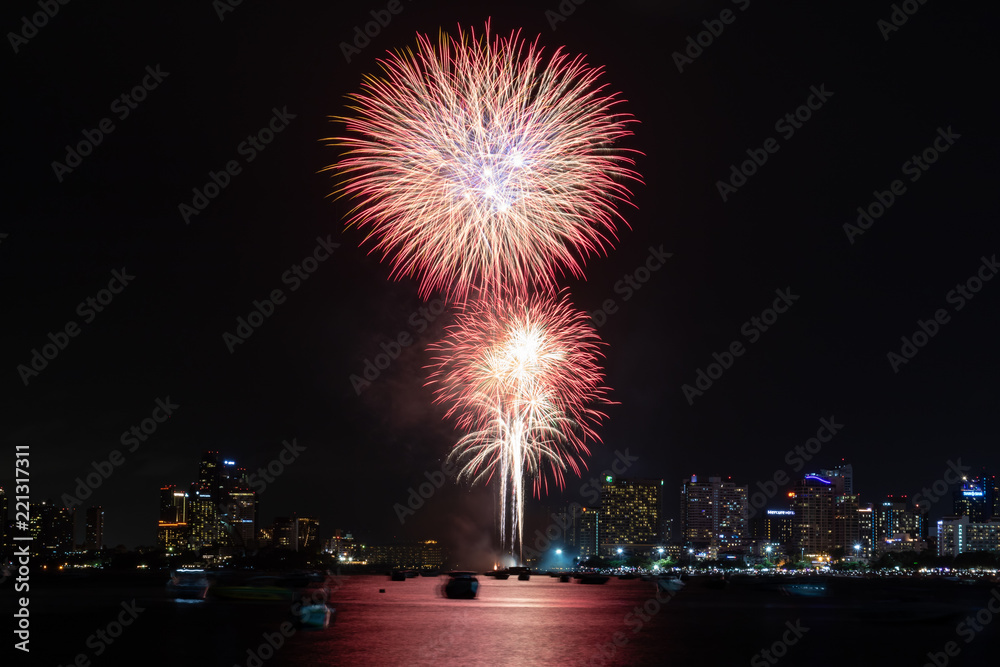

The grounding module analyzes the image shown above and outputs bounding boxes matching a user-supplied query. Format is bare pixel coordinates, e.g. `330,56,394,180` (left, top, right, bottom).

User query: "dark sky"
2,0,998,553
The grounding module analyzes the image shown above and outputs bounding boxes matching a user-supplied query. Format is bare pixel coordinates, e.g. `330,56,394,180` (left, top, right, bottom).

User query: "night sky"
2,0,998,554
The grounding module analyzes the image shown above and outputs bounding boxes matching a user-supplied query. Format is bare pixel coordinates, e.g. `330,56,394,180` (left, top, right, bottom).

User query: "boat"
618,573,637,580
559,574,570,582
296,603,335,629
655,574,685,594
166,569,209,600
390,570,407,581
518,573,530,581
579,574,610,585
493,572,510,580
444,571,479,599
780,578,828,597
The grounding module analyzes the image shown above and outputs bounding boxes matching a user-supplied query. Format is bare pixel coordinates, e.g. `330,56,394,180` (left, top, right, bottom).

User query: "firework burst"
427,293,610,554
327,22,640,302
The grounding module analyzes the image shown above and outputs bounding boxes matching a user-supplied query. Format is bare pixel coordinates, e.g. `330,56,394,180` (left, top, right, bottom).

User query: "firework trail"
327,22,640,303
427,293,610,555
331,23,639,561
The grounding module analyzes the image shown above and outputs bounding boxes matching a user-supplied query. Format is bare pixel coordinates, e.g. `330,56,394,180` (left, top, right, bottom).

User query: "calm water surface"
12,573,1000,666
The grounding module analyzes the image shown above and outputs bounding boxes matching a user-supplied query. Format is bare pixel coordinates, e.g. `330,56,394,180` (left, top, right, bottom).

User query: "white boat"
655,574,685,594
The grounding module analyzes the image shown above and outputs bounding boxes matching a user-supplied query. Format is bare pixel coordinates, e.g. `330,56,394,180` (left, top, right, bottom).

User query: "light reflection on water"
287,575,663,666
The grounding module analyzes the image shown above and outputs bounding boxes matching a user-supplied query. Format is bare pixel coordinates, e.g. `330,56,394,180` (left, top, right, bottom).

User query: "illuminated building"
573,507,598,558
421,540,443,569
763,509,795,545
600,477,664,557
85,505,104,550
953,475,996,522
818,463,854,494
188,481,220,548
157,485,189,550
937,516,1000,556
856,504,875,558
789,475,836,558
680,475,748,555
367,541,443,569
29,502,75,557
219,464,256,549
833,494,859,554
875,495,924,555
324,529,357,560
273,514,320,552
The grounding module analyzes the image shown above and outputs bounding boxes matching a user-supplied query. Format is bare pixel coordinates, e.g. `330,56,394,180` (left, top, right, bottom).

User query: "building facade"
680,475,748,555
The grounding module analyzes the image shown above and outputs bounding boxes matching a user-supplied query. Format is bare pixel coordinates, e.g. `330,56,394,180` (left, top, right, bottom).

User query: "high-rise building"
217,463,256,549
85,506,104,550
819,463,854,495
29,502,75,557
680,475,748,555
833,494,860,554
762,509,795,545
790,475,836,558
273,515,320,552
188,481,219,549
158,484,189,550
857,504,875,558
953,475,996,522
599,477,663,556
937,516,1000,557
573,507,598,558
875,495,924,554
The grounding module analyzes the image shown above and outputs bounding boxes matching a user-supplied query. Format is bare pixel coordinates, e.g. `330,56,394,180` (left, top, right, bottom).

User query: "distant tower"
85,506,104,550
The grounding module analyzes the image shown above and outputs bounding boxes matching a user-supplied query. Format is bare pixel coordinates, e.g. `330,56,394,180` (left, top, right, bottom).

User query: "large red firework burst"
327,22,640,302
